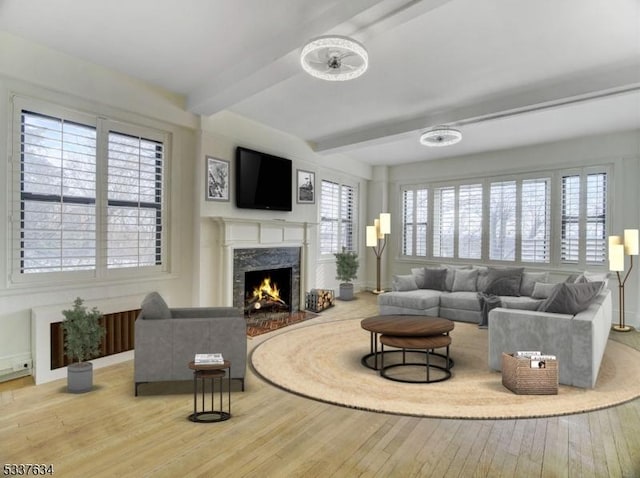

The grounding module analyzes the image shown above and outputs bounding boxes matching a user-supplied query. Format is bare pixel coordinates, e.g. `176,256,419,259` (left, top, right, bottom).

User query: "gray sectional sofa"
378,265,612,388
134,292,247,395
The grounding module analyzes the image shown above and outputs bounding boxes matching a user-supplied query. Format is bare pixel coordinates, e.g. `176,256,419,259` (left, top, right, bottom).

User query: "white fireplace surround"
212,217,313,308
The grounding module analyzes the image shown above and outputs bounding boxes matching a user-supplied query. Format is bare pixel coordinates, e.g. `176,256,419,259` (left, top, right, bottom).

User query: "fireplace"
232,247,301,314
244,267,292,315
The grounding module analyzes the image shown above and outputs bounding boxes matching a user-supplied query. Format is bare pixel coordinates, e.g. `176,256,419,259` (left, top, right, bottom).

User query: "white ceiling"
1,0,638,166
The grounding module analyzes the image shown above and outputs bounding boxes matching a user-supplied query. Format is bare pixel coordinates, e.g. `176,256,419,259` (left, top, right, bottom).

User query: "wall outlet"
12,359,32,372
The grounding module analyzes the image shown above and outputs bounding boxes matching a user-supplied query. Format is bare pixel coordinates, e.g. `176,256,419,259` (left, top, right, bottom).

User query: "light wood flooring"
1,293,640,477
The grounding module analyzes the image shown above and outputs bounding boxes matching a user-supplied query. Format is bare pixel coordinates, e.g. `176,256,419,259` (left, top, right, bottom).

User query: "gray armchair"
134,292,246,396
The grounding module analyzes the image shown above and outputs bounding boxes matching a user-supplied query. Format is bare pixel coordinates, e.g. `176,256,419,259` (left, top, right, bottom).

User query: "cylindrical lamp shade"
624,229,639,255
609,244,625,272
366,225,377,247
379,213,391,235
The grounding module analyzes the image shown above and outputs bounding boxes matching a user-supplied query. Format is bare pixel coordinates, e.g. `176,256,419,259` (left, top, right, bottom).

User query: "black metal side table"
188,360,231,423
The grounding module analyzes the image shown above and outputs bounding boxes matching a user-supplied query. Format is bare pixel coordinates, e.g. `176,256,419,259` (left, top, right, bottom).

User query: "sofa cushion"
378,290,442,311
421,268,447,291
452,268,479,292
411,268,425,288
392,274,418,291
439,291,481,311
141,292,171,320
441,264,472,291
520,271,549,296
538,282,604,315
500,296,544,311
531,282,558,299
482,267,524,296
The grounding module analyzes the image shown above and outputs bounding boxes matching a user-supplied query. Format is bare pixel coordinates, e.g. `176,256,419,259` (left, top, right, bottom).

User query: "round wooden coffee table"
360,315,454,378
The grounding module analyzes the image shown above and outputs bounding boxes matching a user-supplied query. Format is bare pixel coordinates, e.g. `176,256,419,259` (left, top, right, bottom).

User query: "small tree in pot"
62,297,105,393
334,248,359,300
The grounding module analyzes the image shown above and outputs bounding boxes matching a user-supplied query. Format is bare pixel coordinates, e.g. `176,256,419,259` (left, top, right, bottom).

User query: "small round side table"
188,360,231,423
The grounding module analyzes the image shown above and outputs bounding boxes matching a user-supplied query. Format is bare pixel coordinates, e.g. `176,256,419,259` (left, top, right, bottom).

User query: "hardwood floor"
1,293,639,477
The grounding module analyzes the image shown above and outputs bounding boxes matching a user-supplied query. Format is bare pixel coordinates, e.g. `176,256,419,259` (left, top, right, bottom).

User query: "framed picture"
206,156,230,201
296,169,315,204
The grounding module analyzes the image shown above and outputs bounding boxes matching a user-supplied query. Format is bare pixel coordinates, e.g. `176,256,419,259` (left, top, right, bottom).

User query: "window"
562,171,607,264
107,131,163,268
489,181,517,261
400,167,608,267
20,111,98,273
433,187,455,258
521,178,550,263
320,180,357,254
401,188,428,256
458,184,482,260
14,101,167,281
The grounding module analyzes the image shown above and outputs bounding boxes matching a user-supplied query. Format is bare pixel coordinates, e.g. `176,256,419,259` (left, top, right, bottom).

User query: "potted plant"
62,297,105,393
334,248,359,300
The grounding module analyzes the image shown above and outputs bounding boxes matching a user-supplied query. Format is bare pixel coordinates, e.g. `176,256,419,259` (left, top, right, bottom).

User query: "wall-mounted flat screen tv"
235,146,292,211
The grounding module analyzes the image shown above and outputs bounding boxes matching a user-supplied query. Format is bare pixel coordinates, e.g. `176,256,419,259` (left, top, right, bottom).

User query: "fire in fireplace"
244,268,292,315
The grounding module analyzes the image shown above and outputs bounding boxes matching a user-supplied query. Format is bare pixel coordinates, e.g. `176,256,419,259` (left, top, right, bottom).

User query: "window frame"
399,165,610,269
10,96,170,286
319,179,358,256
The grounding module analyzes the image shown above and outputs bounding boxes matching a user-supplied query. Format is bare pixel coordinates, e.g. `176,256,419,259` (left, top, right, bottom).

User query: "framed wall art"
206,156,230,202
296,169,315,204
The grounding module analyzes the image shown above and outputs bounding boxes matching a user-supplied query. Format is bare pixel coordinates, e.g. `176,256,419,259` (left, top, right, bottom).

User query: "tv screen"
235,147,292,211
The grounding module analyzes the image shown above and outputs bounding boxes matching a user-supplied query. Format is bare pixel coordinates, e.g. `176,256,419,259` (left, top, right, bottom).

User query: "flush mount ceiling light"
419,125,463,147
300,35,368,81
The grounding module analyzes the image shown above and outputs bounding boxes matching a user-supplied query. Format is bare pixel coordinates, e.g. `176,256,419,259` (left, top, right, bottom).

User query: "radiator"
50,309,140,369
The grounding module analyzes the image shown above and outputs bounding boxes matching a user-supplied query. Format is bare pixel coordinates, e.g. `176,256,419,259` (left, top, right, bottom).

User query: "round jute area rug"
251,318,640,419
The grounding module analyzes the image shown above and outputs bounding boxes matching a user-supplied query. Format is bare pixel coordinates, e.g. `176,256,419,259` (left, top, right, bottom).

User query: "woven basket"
501,353,558,395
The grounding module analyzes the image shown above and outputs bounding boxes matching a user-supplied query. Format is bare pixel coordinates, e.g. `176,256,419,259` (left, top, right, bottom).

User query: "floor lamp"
608,229,638,332
366,213,390,294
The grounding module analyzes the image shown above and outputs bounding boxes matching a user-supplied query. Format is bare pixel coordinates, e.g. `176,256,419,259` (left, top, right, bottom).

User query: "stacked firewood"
306,289,335,312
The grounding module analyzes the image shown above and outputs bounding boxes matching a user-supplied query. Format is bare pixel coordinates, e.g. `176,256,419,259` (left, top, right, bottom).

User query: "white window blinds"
107,131,164,269
320,180,357,254
433,187,455,258
401,188,428,256
489,181,516,261
458,184,482,260
521,178,550,263
20,111,97,273
14,102,167,280
562,172,606,264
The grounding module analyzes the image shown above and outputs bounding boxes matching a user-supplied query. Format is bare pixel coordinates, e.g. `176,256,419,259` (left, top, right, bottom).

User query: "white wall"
386,130,640,327
0,32,197,375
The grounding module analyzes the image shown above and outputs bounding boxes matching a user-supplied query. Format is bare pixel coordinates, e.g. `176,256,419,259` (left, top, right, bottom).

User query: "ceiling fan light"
419,126,462,147
300,35,368,81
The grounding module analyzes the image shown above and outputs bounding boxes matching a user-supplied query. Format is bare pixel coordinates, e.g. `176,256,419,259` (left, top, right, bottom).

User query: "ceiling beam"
187,0,452,116
312,62,640,154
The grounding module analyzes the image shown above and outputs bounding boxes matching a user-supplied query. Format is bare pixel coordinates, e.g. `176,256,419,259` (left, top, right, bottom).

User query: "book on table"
195,353,224,364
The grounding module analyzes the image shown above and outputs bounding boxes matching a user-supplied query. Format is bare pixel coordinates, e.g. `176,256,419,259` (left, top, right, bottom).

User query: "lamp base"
612,324,633,332
371,289,385,295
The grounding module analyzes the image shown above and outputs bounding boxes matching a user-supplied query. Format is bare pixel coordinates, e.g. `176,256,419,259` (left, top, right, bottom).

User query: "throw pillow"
411,267,425,288
531,282,558,299
421,267,447,291
141,291,171,320
475,266,490,291
451,268,479,292
440,264,471,291
520,271,549,296
482,267,524,296
538,282,604,315
582,270,610,288
392,274,418,292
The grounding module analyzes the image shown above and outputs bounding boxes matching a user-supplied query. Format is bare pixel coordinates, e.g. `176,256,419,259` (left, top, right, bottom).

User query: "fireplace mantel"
211,217,314,307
